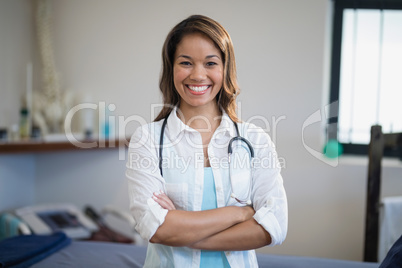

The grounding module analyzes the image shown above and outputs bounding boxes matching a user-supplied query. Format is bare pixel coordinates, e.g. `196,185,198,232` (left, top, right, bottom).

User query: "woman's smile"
186,84,211,95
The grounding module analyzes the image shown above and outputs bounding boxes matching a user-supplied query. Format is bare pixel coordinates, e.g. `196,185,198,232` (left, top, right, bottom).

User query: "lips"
187,85,210,95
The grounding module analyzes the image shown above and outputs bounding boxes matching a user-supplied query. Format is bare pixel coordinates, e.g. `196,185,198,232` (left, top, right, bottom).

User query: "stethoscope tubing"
159,116,169,177
158,113,254,205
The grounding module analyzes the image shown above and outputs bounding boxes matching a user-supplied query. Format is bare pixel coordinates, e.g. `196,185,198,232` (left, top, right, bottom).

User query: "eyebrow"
177,54,221,60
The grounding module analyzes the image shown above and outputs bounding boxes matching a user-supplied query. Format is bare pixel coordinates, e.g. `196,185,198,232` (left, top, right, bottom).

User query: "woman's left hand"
152,191,176,210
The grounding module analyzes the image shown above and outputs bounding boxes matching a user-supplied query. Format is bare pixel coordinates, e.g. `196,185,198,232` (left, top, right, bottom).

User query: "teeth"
188,85,209,92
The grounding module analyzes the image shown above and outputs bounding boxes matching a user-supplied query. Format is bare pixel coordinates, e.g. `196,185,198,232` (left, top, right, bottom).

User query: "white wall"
0,0,35,130
1,0,402,262
0,0,36,209
0,154,36,209
35,149,130,212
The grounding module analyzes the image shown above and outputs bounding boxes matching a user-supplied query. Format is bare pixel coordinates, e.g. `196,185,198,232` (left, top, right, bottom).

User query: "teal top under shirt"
200,167,231,268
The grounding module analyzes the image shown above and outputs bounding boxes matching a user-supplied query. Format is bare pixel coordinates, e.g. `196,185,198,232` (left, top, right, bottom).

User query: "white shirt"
126,107,288,268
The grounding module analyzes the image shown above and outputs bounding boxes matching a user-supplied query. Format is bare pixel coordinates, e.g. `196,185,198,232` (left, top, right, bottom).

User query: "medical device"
158,114,255,205
14,203,98,239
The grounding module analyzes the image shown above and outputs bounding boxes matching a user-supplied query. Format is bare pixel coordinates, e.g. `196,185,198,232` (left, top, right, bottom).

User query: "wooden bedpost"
364,125,383,262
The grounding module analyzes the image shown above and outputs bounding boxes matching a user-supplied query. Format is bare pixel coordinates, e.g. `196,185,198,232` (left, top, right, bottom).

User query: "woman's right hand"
153,191,176,210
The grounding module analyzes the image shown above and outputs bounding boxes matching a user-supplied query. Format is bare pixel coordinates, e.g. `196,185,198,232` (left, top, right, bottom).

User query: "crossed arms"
149,192,272,251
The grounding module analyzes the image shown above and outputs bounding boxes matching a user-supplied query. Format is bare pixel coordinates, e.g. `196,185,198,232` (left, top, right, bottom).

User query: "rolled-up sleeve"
247,126,288,246
126,124,168,241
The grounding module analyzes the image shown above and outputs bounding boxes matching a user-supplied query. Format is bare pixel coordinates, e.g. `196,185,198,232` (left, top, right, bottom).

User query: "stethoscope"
158,113,255,205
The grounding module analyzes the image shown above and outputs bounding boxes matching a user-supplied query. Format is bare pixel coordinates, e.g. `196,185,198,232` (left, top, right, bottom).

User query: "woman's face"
173,32,223,112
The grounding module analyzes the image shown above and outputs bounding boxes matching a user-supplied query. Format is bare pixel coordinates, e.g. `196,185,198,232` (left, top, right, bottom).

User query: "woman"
126,15,287,267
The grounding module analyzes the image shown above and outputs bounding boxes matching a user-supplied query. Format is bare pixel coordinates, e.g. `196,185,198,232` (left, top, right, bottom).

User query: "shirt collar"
166,106,238,140
166,106,191,140
218,110,238,138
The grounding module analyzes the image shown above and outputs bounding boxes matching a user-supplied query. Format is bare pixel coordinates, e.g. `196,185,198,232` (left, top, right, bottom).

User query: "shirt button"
216,186,222,192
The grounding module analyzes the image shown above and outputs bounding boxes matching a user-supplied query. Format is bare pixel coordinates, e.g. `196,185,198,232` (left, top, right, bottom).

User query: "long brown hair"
154,15,240,122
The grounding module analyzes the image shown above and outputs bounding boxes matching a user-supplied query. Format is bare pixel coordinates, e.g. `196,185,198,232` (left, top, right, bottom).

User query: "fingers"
152,191,176,210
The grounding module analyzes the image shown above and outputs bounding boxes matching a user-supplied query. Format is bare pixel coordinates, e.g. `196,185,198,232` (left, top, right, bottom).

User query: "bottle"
19,108,30,140
10,124,20,142
0,128,7,142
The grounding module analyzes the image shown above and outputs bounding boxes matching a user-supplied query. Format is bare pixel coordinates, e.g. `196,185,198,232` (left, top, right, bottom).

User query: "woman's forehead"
175,33,222,59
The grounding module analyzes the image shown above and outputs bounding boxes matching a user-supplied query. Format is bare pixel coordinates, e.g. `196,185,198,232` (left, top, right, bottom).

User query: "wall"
1,0,402,262
0,154,35,209
0,1,36,209
35,149,129,212
0,0,35,128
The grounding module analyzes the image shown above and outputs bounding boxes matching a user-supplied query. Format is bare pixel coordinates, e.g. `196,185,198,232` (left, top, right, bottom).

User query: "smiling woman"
126,14,287,268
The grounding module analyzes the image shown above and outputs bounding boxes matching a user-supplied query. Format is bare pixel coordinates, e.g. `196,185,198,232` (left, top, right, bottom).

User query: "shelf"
0,138,129,154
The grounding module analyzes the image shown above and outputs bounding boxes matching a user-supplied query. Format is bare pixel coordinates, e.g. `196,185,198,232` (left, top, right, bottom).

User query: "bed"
32,241,381,268
0,231,381,268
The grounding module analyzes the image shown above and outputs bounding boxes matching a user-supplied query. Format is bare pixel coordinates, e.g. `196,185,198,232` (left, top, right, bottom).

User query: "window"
329,0,402,156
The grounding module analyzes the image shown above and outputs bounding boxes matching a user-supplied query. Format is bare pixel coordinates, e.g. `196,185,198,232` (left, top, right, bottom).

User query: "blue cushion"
380,234,402,268
0,232,71,268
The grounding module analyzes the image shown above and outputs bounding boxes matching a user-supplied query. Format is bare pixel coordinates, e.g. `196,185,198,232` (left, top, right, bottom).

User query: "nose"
190,64,206,82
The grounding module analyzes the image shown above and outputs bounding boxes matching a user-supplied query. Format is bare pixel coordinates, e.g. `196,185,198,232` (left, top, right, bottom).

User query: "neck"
178,102,221,131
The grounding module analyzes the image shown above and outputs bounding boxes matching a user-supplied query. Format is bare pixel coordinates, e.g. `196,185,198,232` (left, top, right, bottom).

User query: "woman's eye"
206,62,218,67
179,61,191,66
